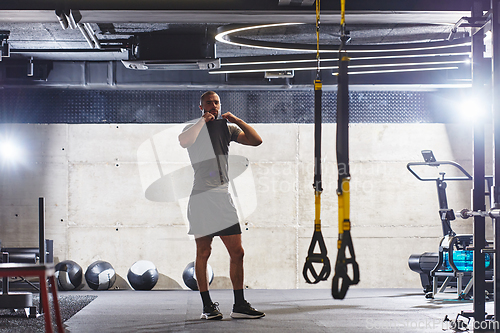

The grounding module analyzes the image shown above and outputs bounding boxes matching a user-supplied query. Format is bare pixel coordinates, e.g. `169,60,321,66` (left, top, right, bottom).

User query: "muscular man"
178,91,264,320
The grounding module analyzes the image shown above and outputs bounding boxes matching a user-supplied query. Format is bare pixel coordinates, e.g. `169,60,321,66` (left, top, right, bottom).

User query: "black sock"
200,291,212,308
233,289,245,306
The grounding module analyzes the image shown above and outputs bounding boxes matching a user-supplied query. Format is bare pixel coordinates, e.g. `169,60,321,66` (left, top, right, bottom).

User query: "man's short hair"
200,91,218,105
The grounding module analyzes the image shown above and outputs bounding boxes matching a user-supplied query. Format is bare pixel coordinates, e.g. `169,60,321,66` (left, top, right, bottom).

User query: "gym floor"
61,288,491,333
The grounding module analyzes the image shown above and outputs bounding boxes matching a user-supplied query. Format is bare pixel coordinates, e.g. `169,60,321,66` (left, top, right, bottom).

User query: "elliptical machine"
407,150,493,299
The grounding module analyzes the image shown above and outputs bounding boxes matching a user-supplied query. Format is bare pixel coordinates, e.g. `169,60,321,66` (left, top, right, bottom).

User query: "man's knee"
197,247,211,261
196,239,212,260
231,246,244,261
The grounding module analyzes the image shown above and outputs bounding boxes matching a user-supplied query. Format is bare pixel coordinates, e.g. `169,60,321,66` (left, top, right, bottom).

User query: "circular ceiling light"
215,23,470,54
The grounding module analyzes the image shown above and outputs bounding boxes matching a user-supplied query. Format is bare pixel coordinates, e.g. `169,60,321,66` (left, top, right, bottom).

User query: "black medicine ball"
127,260,159,291
55,260,83,291
85,260,116,291
182,261,214,291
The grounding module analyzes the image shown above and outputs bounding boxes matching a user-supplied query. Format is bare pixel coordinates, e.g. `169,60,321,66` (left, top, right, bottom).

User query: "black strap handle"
303,230,331,284
332,229,359,299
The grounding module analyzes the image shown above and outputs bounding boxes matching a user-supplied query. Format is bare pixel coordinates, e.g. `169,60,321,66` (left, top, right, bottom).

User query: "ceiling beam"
0,0,481,11
0,10,469,25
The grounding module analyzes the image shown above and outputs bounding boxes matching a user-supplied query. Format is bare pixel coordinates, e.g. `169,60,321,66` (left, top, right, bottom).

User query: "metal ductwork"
278,0,315,6
121,58,220,70
123,31,219,70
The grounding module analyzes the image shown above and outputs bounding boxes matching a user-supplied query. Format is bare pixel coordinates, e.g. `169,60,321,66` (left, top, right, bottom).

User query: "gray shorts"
187,188,241,237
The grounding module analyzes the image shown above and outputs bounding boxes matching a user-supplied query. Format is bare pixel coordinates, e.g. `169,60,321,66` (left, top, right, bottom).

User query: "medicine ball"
55,260,83,291
85,260,116,290
182,261,214,291
127,260,159,291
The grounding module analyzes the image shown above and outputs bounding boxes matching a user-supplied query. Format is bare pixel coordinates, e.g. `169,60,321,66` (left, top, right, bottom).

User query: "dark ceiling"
0,0,488,87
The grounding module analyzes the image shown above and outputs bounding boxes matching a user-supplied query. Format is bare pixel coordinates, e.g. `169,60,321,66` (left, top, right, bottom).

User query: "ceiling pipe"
55,9,68,30
83,23,101,49
66,13,77,29
56,9,101,49
77,23,96,49
66,9,81,29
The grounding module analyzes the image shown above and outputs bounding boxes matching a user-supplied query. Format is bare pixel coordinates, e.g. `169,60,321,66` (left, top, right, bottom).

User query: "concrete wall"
0,122,490,290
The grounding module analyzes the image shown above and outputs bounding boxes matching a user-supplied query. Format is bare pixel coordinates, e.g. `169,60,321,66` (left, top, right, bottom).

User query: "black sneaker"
230,301,265,319
201,302,223,320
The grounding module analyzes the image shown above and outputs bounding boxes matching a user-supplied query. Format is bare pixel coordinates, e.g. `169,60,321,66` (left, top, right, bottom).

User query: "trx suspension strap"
332,0,359,299
303,0,331,285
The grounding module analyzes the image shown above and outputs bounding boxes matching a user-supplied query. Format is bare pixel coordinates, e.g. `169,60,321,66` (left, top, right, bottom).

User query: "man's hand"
221,112,240,124
203,112,215,122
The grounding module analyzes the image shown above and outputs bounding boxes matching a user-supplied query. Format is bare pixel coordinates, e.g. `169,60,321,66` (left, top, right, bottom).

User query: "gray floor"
62,288,493,333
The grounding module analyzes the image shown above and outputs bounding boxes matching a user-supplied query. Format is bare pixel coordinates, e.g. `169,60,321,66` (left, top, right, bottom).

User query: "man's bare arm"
178,113,214,148
221,112,263,146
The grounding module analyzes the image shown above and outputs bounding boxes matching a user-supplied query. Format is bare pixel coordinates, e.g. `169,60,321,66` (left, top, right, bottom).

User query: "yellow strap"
314,0,322,233
316,0,320,61
337,178,350,239
340,0,345,27
314,191,321,231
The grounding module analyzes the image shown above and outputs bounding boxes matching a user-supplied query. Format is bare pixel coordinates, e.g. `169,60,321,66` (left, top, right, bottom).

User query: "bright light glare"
484,30,492,58
0,140,22,162
485,30,492,42
458,97,488,122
